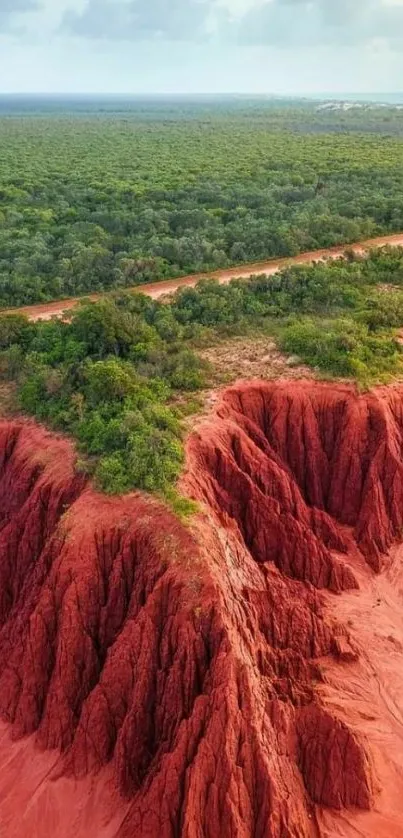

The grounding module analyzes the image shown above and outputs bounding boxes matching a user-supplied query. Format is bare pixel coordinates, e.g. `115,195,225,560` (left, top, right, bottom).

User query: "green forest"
2,246,403,499
1,99,403,307
2,100,403,501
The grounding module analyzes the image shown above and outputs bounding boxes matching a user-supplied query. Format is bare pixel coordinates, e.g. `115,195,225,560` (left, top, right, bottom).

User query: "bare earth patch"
183,335,315,420
199,334,313,384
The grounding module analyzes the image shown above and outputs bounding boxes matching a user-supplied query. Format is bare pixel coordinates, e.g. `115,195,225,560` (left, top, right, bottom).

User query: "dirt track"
5,232,403,322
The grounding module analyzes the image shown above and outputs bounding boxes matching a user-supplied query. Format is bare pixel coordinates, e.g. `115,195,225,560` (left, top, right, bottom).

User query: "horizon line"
0,90,403,97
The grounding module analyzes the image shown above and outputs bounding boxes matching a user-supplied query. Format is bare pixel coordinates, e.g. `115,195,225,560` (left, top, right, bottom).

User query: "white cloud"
0,0,402,93
61,0,217,41
0,0,38,29
238,0,403,47
5,0,403,50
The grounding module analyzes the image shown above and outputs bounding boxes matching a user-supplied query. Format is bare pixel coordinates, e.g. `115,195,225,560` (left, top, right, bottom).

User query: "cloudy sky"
1,0,403,94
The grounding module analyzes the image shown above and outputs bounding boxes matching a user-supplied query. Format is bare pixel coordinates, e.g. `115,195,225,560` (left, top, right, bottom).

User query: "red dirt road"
5,232,403,322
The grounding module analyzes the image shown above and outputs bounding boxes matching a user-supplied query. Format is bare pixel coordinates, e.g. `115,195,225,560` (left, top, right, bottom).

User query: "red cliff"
1,381,403,836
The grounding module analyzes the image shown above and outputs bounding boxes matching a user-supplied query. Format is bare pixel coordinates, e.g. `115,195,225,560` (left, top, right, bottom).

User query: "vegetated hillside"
1,101,403,306
2,246,403,500
2,380,403,837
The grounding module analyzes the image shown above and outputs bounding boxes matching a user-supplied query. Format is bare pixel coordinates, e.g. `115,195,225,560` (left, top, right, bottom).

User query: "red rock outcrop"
187,380,403,572
2,381,403,836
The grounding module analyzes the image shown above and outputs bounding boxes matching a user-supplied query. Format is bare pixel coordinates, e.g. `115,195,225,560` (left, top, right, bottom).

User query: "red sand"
1,382,403,835
5,231,403,322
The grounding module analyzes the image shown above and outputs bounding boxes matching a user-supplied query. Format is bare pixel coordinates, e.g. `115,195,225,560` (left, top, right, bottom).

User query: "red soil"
1,381,403,836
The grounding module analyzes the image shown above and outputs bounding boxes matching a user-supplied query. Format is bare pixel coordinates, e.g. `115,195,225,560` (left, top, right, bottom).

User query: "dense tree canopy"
1,100,403,307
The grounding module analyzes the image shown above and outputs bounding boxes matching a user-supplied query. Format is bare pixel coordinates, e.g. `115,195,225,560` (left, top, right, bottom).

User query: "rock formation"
1,381,403,836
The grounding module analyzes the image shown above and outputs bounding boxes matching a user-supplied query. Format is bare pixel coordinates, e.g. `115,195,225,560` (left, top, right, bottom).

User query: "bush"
95,454,132,495
280,316,403,381
0,314,34,350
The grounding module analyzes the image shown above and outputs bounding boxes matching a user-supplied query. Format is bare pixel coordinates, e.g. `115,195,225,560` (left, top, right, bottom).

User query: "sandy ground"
4,232,403,323
0,726,130,838
199,334,313,383
316,536,403,837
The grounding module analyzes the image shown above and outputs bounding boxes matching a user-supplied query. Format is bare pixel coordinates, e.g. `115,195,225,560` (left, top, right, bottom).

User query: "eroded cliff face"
186,380,403,573
1,382,403,837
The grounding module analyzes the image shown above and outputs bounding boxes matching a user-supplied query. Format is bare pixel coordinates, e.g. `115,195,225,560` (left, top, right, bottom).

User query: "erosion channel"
0,380,403,837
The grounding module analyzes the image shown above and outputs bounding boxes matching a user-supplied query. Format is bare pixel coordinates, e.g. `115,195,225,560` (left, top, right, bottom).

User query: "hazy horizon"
1,1,403,96
1,92,402,102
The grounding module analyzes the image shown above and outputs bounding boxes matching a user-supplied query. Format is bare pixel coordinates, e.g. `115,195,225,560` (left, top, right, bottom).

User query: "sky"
1,0,403,95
